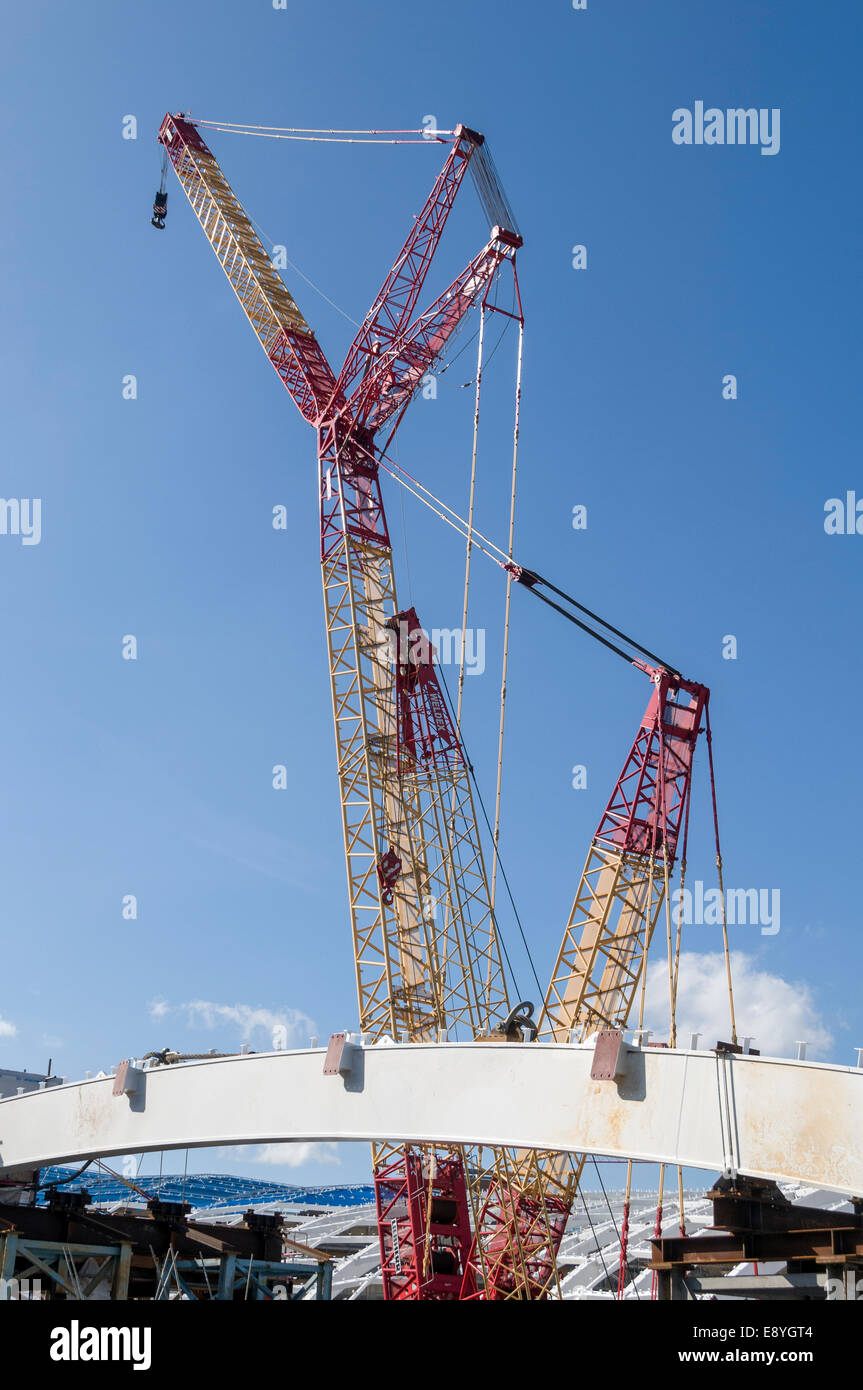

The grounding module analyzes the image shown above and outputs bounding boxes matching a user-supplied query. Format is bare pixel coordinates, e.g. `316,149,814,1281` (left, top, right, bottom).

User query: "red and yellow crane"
155,112,525,1299
154,114,730,1301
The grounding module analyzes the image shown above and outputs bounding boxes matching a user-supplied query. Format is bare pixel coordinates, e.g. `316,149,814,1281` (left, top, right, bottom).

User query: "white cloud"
220,1142,340,1169
644,951,834,1060
252,1143,339,1168
0,1016,16,1038
147,999,315,1049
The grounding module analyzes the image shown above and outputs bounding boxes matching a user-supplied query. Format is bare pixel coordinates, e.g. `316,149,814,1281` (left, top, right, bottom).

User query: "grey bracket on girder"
112,1060,144,1099
323,1034,357,1078
591,1029,630,1081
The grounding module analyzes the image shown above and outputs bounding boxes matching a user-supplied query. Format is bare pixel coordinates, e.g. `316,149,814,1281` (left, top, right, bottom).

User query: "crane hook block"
151,189,168,230
476,1000,538,1044
377,846,402,906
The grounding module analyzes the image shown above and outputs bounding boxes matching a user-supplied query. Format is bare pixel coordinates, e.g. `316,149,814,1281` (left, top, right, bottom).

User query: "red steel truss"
331,127,484,408
388,608,462,774
375,1148,475,1301
595,668,709,862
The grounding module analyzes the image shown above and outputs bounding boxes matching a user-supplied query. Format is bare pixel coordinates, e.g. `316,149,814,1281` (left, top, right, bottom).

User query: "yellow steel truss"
322,524,508,1044
541,843,667,1042
167,136,310,340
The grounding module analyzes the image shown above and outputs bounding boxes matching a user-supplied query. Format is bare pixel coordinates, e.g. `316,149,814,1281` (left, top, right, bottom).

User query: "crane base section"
463,1185,570,1299
374,1148,474,1300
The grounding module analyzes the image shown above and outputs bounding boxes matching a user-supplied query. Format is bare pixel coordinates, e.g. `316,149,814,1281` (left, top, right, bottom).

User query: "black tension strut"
507,564,683,681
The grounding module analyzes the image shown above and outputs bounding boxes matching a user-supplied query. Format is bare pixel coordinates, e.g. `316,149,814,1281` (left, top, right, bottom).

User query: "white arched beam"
1,1041,860,1197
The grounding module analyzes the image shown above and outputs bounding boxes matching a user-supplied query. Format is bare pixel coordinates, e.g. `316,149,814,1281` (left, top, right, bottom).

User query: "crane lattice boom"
157,111,522,1299
156,111,716,1303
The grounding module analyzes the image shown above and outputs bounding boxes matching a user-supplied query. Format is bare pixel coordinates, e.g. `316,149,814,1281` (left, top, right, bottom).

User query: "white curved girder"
1,1041,861,1198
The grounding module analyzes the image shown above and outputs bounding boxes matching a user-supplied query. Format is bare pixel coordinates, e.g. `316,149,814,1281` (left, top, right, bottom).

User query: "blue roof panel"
37,1167,374,1210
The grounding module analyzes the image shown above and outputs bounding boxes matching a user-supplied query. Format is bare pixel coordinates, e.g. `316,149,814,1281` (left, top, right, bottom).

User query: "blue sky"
1,1,860,1187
